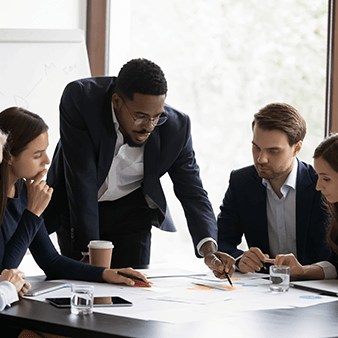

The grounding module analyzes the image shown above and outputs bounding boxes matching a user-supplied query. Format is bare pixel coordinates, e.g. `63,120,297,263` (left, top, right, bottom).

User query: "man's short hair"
115,58,168,100
252,103,307,146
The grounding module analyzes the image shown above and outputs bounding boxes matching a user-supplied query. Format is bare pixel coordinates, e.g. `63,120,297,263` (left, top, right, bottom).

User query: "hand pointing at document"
200,241,236,280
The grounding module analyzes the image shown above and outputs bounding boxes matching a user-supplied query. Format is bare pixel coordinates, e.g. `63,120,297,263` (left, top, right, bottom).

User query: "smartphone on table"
46,296,132,308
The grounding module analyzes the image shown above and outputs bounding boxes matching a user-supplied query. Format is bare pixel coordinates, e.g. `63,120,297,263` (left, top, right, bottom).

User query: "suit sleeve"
0,187,44,271
29,222,105,281
217,171,245,259
59,82,100,252
167,116,217,257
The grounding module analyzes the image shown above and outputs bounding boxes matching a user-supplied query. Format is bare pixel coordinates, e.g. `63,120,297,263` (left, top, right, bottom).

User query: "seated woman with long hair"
0,106,150,286
0,129,30,311
276,133,338,279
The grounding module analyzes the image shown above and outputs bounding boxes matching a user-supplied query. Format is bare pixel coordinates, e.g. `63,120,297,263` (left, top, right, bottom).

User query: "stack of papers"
23,267,338,325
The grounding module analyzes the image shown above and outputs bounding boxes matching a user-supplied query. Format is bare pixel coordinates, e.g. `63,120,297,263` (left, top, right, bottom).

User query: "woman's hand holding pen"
102,268,152,287
26,169,53,217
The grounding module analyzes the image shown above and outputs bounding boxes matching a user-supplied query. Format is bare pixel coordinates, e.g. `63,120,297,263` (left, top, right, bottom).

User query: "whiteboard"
0,29,91,160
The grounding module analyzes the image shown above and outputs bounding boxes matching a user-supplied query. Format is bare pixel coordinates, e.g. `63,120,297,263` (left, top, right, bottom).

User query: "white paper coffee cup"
88,240,113,268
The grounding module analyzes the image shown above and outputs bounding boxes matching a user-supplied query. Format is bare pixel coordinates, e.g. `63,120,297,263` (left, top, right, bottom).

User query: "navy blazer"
44,77,217,255
217,160,331,265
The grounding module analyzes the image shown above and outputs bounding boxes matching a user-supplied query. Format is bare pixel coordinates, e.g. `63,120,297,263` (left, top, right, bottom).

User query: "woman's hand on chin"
26,169,53,216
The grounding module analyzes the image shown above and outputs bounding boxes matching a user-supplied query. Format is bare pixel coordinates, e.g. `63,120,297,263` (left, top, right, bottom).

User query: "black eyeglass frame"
119,95,168,127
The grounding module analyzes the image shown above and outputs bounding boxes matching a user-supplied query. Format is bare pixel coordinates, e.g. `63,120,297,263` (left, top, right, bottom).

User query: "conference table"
2,297,338,338
1,266,338,338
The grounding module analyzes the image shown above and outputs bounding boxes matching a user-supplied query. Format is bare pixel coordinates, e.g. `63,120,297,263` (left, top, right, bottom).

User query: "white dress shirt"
262,159,337,279
0,281,18,311
98,104,144,201
262,159,298,258
315,261,337,279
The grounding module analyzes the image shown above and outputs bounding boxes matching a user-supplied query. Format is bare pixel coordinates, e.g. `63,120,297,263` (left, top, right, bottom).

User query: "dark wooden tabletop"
1,297,338,338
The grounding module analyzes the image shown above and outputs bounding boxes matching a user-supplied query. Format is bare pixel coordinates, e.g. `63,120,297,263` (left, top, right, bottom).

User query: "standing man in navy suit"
217,103,331,273
44,58,235,277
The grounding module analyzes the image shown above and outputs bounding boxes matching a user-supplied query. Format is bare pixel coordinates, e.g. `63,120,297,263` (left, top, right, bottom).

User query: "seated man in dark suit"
44,58,235,278
217,103,331,273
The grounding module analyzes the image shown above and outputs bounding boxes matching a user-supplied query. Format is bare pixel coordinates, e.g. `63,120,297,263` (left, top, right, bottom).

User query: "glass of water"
269,265,290,292
71,284,94,315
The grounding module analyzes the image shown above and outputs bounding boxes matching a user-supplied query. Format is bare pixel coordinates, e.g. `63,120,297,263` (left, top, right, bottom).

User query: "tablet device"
25,281,68,296
291,279,338,296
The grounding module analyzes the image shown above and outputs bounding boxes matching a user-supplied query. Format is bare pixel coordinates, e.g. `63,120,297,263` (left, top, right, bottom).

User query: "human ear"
293,141,302,156
112,93,121,110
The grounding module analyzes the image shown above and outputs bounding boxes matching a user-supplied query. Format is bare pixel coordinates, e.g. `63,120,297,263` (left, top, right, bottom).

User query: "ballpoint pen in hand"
224,270,233,287
262,258,275,270
117,271,152,287
218,256,233,287
117,271,145,282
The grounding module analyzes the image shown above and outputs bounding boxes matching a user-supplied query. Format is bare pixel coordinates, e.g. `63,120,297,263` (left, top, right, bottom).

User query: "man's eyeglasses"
120,96,167,127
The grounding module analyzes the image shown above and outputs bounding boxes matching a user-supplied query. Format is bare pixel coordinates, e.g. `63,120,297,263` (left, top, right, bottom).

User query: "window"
108,0,329,263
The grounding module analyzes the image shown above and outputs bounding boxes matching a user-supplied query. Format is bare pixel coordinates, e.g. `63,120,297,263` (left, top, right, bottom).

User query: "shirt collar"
283,158,298,190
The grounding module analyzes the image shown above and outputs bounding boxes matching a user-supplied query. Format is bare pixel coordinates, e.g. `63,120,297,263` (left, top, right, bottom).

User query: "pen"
218,256,233,287
263,258,275,270
224,271,233,287
117,271,145,283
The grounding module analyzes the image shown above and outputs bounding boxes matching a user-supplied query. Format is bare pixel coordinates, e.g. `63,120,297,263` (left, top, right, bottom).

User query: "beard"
115,106,151,147
124,131,150,147
255,164,291,181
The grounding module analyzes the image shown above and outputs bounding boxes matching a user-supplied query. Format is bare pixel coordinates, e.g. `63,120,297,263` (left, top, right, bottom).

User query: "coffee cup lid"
88,240,114,249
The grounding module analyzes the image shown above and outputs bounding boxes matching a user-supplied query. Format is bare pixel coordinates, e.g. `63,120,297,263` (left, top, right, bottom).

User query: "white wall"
0,0,86,30
0,0,89,164
0,0,87,264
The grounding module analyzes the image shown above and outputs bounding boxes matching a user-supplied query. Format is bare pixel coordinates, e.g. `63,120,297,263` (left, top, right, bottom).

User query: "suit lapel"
97,87,117,188
143,129,166,214
295,160,314,260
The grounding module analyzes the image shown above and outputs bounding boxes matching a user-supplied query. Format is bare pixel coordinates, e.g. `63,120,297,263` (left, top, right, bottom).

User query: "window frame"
326,0,338,134
86,0,108,76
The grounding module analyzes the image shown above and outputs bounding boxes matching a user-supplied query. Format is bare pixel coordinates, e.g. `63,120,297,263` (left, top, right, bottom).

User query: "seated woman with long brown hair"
0,107,149,288
276,133,338,279
0,129,31,312
0,107,150,337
